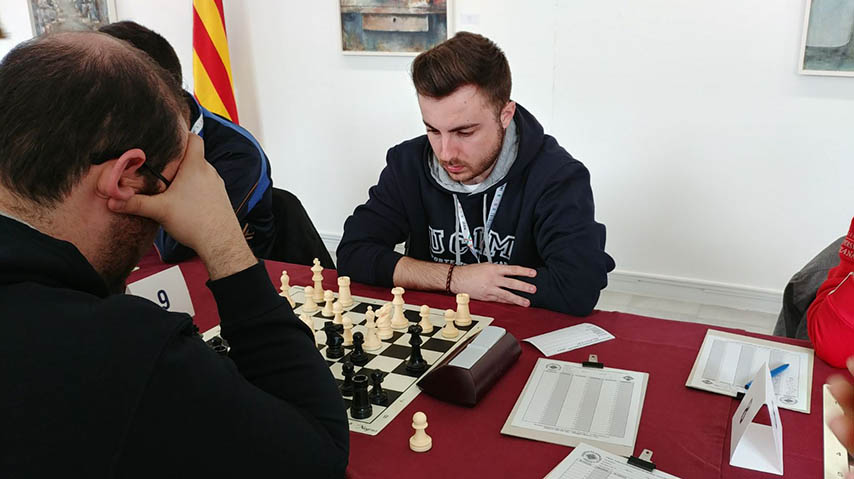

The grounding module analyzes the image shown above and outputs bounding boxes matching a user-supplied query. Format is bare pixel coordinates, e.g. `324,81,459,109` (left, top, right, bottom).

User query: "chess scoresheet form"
546,443,679,479
502,358,648,456
686,330,813,413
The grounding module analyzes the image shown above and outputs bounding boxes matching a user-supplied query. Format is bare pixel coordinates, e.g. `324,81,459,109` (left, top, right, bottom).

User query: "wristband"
445,264,455,294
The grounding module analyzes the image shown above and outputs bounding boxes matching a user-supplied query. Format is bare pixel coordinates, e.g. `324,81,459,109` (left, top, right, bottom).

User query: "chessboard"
203,285,492,436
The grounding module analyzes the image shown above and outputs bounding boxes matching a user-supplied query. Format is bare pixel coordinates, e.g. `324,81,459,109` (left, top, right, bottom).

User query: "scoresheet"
685,330,814,413
546,443,679,479
824,384,854,478
501,358,648,456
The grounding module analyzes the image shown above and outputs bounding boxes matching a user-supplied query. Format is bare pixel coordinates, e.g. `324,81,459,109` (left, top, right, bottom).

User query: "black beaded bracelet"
445,264,455,294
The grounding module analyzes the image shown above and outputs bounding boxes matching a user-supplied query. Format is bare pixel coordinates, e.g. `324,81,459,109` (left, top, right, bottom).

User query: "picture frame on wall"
339,0,453,56
28,0,118,37
799,0,854,77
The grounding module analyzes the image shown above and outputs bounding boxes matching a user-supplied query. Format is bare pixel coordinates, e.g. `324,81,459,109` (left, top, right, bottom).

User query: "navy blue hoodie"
337,104,615,316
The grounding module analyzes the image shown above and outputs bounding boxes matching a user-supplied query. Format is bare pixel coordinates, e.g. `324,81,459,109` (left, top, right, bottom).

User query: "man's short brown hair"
411,31,512,112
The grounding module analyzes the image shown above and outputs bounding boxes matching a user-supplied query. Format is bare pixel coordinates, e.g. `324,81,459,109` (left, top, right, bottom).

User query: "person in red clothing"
807,217,854,368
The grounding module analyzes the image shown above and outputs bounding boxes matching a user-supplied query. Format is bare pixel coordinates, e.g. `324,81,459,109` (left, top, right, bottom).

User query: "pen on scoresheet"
744,363,790,390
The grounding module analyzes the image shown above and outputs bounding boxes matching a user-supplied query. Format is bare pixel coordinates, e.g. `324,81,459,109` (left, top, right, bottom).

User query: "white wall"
1,0,851,298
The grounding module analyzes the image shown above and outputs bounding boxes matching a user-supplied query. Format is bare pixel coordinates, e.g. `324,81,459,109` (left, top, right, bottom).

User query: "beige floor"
596,290,778,335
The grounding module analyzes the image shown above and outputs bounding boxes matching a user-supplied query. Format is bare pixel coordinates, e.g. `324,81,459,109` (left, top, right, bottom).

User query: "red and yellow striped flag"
192,0,239,123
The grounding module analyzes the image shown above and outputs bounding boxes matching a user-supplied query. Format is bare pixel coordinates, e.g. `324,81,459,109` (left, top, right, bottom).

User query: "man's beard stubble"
98,214,160,294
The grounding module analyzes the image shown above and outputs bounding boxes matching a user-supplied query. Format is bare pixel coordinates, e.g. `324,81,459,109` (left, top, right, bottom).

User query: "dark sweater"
0,215,348,477
337,104,615,316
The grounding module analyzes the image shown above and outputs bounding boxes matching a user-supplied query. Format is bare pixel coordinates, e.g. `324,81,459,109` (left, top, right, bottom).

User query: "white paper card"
126,265,195,316
823,384,854,478
524,323,614,357
546,443,679,478
730,363,784,476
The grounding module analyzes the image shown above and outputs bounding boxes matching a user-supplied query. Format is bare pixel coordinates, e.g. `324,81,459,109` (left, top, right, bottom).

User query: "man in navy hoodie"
338,32,614,316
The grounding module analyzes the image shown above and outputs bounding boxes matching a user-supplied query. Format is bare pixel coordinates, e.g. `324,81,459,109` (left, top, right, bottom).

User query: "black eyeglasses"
139,162,172,188
91,152,172,189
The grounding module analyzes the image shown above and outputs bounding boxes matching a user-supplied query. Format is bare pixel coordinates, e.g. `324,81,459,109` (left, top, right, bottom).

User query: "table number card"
126,265,195,316
729,363,784,476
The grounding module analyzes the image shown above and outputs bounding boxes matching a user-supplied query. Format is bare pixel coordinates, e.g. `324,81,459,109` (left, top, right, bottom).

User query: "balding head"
0,31,186,206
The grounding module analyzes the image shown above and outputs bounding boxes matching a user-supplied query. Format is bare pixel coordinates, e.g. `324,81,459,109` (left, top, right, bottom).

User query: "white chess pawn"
342,315,353,346
391,287,408,329
333,301,345,325
311,258,324,302
338,276,354,308
279,271,296,308
364,310,382,351
299,313,316,346
409,411,432,452
455,293,472,327
441,309,459,339
301,286,319,313
322,290,335,317
377,309,393,340
418,305,433,334
365,306,376,329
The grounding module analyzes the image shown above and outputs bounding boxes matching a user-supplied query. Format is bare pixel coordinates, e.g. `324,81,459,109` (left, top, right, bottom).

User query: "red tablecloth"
130,253,838,478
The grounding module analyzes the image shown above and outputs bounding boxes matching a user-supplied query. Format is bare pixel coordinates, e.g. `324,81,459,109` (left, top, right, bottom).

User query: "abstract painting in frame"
340,0,452,56
799,0,854,76
28,0,118,37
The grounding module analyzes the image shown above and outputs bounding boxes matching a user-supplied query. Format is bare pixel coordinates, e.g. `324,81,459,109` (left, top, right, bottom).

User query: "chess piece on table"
311,258,324,302
391,287,408,329
279,271,295,308
405,324,428,375
455,293,472,326
350,332,369,366
324,322,344,359
377,309,393,340
369,370,389,406
365,306,376,328
364,309,382,351
342,315,353,346
300,313,317,347
322,290,335,317
333,301,345,325
409,411,432,452
340,360,355,396
350,374,373,420
302,286,319,313
337,276,353,308
441,309,459,339
418,304,433,334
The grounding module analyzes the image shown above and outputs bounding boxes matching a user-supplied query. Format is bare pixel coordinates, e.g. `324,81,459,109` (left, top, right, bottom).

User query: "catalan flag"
192,0,239,123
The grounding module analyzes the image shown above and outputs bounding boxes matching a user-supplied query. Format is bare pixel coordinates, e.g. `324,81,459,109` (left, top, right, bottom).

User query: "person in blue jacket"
338,32,615,316
100,21,275,262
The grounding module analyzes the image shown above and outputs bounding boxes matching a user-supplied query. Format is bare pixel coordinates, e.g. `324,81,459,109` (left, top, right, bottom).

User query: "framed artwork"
339,0,453,56
28,0,118,37
799,0,854,76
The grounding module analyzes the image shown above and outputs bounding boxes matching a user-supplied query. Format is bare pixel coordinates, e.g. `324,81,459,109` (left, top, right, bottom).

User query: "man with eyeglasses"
99,21,276,263
0,32,347,477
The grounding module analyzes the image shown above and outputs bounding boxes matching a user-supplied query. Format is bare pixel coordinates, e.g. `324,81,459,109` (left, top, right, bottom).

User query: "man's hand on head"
450,263,536,307
107,134,256,280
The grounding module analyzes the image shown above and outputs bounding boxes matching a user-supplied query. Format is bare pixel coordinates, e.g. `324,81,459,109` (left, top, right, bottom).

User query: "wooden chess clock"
417,326,521,407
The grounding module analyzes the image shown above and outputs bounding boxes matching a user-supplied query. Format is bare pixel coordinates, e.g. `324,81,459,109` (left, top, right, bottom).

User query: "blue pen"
744,363,789,390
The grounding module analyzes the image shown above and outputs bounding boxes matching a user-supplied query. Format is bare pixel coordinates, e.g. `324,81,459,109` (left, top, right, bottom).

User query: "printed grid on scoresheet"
289,286,492,435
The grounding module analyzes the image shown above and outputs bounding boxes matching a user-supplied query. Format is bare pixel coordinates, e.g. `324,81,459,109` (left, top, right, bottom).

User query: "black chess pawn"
350,374,372,420
325,322,345,359
369,370,389,406
405,324,427,374
350,332,369,366
340,360,355,396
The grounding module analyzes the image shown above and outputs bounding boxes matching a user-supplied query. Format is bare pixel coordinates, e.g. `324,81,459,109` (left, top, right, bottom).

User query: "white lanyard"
453,184,506,263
